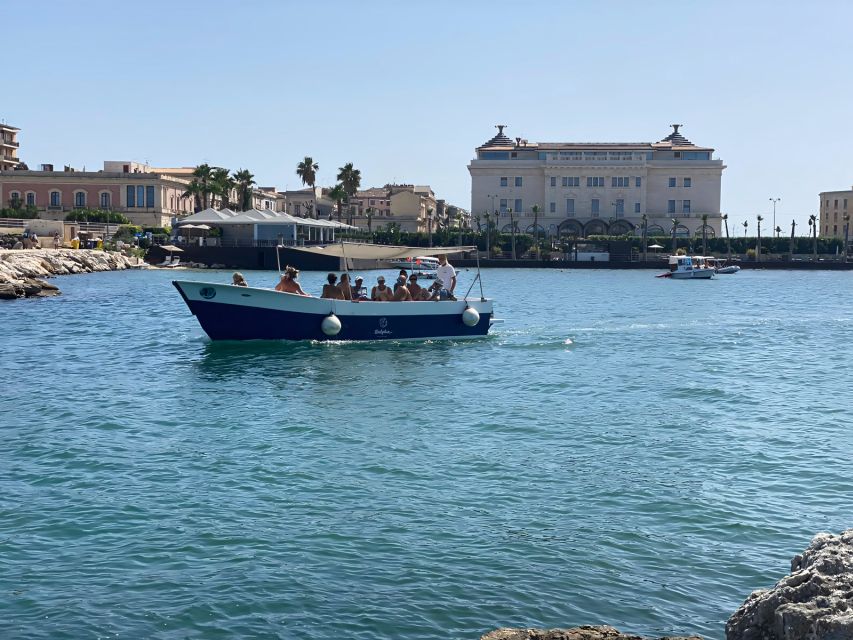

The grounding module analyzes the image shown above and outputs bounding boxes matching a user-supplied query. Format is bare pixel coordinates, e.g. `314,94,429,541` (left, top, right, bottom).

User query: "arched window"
50,191,61,207
100,192,111,209
26,192,35,206
9,191,21,206
74,191,86,208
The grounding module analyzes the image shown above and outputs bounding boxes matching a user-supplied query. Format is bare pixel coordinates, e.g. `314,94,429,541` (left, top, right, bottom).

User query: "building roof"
177,207,356,228
354,187,390,199
0,123,20,132
477,124,713,152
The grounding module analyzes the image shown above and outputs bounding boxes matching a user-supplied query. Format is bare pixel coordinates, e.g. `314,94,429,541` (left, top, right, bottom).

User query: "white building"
468,125,725,238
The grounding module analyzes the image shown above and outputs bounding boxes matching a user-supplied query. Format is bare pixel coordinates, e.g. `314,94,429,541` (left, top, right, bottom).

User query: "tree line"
296,157,361,223
182,164,256,212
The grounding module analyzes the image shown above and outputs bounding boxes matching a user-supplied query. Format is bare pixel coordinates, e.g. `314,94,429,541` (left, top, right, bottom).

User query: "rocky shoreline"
482,529,853,640
0,249,140,299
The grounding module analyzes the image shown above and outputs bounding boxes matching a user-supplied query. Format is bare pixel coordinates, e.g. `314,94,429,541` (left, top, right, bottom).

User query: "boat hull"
670,270,715,279
173,281,493,341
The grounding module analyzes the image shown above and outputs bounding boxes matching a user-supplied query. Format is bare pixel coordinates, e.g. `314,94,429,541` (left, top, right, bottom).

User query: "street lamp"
769,197,781,233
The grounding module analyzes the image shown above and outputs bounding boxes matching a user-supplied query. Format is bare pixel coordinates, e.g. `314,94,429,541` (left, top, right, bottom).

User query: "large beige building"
1,122,21,171
818,188,852,238
468,124,726,238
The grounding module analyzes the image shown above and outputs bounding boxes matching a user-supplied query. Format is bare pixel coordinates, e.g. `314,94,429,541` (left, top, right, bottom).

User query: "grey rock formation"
481,625,702,640
0,249,139,299
726,529,853,640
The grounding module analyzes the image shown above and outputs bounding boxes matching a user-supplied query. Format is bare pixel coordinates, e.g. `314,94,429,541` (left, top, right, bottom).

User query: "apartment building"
818,189,853,238
0,122,21,171
468,124,726,238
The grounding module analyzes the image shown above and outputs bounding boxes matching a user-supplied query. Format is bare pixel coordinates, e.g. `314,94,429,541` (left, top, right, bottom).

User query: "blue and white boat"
173,244,494,341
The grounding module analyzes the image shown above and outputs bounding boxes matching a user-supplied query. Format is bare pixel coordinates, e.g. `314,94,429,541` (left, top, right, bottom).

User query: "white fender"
462,306,480,327
321,314,342,336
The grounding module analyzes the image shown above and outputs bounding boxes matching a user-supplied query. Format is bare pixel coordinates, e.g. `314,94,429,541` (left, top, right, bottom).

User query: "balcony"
1,139,19,148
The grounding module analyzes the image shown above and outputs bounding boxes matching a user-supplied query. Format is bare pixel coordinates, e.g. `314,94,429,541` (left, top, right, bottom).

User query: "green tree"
722,213,731,259
193,163,214,209
670,217,680,253
701,213,709,255
233,169,256,211
531,204,540,258
181,180,204,212
809,214,818,259
210,167,233,209
328,184,346,222
365,207,374,233
756,214,763,261
296,157,319,217
336,162,361,201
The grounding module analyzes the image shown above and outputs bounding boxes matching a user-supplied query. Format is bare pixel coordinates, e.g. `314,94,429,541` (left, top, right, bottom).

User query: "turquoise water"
2,267,852,639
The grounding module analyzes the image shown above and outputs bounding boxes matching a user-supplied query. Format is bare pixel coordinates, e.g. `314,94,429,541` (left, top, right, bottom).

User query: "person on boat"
275,265,310,296
392,276,412,301
371,275,393,301
394,269,408,292
321,273,344,299
407,273,425,300
435,254,457,299
338,273,353,300
353,276,368,300
232,272,248,287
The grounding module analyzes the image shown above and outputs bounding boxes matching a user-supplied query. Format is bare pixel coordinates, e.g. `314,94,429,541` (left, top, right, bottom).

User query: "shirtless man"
392,276,412,301
371,276,394,301
321,273,344,299
275,265,310,296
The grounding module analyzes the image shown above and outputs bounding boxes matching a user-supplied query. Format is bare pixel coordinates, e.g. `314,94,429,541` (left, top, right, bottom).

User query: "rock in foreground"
726,529,853,640
482,625,701,640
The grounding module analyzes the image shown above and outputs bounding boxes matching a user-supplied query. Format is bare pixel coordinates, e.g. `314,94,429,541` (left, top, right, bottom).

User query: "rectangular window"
146,186,155,208
514,198,522,212
549,202,556,213
571,177,580,187
369,199,375,205
127,186,135,207
500,177,508,187
611,177,618,188
635,177,642,188
26,192,35,206
834,199,838,208
515,177,522,187
683,200,691,213
684,178,692,188
136,185,144,208
668,177,677,188
550,177,556,187
562,176,568,187
615,199,624,215
587,177,604,187
634,202,641,213
668,200,676,214
591,199,599,215
499,198,507,212
566,199,575,214
587,177,593,187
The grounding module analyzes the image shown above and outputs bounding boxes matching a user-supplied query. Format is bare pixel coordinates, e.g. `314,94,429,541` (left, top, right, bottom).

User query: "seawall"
0,249,140,299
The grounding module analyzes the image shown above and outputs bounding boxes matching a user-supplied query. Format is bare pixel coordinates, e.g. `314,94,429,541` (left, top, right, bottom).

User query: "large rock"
482,626,701,640
726,530,853,640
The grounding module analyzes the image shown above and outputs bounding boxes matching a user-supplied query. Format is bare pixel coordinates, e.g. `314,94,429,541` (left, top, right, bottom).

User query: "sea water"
1,267,852,639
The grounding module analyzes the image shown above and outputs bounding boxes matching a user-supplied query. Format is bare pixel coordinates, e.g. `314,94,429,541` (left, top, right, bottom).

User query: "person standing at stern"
436,254,457,300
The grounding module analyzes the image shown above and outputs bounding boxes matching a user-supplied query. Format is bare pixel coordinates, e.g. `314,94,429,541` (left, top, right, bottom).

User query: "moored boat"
173,243,494,341
389,256,440,272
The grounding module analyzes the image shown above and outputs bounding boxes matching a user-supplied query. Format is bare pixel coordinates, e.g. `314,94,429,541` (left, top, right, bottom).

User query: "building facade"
1,122,21,171
818,188,852,238
468,124,726,238
0,161,195,227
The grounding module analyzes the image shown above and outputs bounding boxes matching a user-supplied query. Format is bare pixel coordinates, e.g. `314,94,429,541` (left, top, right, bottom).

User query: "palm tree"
337,163,361,199
641,213,648,262
531,204,540,259
722,214,731,259
211,167,233,209
181,180,204,212
670,217,679,254
328,184,346,222
809,214,818,260
296,157,319,217
426,207,434,247
789,219,797,260
756,215,763,262
701,213,709,255
233,169,256,211
742,220,748,237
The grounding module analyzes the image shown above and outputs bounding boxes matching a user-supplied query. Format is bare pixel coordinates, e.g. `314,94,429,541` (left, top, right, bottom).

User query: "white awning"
290,243,477,260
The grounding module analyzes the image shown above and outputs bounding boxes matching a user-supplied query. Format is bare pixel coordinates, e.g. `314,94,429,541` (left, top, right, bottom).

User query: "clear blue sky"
5,0,852,233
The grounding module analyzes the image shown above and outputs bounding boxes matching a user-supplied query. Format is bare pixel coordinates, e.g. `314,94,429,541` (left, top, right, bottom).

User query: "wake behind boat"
173,243,494,341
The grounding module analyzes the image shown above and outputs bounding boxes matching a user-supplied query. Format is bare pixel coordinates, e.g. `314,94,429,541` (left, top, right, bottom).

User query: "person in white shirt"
435,254,456,299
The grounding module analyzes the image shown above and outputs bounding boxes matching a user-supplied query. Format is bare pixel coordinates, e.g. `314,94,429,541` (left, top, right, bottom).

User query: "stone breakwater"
0,249,138,299
483,529,853,640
